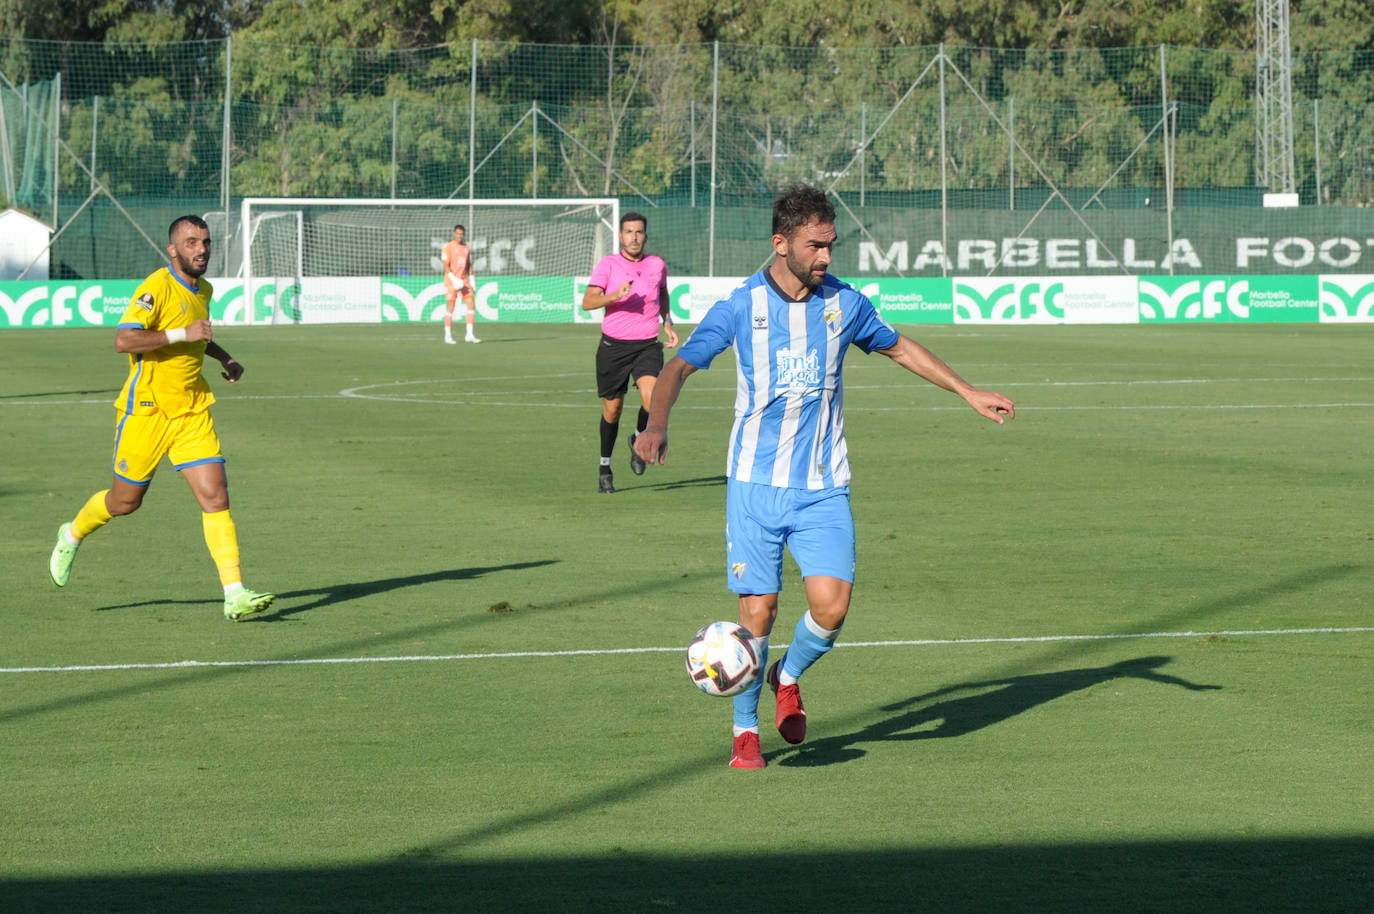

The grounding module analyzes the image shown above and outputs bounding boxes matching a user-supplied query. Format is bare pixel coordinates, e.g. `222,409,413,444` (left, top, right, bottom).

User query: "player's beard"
175,251,208,278
784,248,826,291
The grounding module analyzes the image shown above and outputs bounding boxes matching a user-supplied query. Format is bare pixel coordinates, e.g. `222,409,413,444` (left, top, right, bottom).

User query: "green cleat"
49,523,79,587
224,588,275,622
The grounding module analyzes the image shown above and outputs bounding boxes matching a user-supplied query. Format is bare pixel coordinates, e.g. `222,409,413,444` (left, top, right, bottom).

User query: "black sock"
600,418,619,474
636,407,650,435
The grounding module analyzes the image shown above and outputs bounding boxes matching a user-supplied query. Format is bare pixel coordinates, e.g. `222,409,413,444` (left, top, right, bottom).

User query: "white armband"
165,327,187,344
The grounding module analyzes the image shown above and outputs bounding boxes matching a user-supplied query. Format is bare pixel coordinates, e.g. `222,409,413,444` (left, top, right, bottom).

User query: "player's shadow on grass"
259,561,560,620
93,561,557,618
639,474,727,491
0,388,120,400
774,656,1220,767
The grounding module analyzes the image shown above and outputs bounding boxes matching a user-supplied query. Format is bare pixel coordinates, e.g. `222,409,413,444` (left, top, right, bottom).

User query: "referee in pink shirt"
581,212,680,493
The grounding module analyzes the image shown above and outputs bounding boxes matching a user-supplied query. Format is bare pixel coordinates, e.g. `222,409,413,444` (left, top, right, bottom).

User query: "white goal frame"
238,196,619,325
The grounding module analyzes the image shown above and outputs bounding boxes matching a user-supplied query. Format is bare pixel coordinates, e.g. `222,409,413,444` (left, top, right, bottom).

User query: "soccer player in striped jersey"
634,184,1015,768
441,224,479,344
47,215,276,622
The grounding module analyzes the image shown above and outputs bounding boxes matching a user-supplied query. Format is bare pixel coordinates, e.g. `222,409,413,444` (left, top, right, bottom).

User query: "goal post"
237,197,619,324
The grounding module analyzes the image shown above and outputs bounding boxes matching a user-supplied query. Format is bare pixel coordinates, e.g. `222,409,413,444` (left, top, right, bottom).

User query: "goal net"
236,197,619,322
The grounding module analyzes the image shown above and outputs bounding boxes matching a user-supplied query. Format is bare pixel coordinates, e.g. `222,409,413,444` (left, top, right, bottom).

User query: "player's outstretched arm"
879,334,1015,424
634,355,697,465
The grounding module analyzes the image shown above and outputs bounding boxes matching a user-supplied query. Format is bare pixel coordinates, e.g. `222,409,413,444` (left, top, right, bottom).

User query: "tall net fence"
0,36,1371,279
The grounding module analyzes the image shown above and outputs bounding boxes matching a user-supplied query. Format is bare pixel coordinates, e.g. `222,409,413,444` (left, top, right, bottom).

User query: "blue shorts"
725,478,855,595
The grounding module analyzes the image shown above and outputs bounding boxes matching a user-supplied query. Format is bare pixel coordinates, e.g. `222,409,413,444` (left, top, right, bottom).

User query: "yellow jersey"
114,266,216,419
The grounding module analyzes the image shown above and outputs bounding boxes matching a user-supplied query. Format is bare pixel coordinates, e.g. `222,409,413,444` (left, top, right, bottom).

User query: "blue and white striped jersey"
677,269,900,489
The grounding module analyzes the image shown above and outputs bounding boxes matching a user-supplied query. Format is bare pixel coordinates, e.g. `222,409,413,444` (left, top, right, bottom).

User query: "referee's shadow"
769,656,1221,767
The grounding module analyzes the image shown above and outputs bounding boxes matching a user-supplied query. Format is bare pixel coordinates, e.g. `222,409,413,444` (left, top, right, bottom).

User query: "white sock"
62,527,81,547
224,582,245,598
732,725,760,738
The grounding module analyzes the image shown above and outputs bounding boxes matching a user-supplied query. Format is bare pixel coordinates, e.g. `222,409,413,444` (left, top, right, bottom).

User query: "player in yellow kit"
440,224,479,344
48,215,275,622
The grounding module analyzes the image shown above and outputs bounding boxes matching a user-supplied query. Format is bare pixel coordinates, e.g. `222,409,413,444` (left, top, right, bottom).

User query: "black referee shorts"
596,334,665,400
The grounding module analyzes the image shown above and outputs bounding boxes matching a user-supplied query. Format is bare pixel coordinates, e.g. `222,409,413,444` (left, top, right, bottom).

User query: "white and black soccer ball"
685,621,761,697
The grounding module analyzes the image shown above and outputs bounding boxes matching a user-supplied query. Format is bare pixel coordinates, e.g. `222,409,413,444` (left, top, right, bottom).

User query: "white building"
0,208,50,280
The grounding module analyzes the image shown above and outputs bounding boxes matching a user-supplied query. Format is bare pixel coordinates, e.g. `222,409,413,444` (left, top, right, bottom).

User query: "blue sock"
781,611,841,683
731,636,769,732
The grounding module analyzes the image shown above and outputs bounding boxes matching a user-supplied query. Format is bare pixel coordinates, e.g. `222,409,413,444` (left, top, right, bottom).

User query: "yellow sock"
72,490,113,540
202,509,242,588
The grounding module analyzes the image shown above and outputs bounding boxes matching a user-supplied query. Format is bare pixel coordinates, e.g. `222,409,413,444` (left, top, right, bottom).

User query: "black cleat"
599,473,616,494
628,433,646,476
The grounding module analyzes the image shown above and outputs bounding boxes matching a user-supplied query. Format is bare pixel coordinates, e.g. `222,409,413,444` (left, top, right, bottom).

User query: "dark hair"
620,212,647,231
771,184,834,238
454,224,466,233
168,214,209,241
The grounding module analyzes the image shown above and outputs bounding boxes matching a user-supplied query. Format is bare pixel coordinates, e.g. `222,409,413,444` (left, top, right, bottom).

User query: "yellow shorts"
111,408,224,485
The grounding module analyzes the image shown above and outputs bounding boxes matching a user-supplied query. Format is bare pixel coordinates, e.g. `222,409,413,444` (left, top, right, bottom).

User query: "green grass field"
2,321,1371,912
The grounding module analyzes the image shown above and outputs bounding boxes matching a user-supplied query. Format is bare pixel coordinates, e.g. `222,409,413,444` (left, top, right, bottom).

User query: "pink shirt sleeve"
588,255,615,293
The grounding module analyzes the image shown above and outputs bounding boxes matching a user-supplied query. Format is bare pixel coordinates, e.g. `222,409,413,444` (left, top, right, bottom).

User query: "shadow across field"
3,836,1370,912
5,561,559,724
776,656,1220,767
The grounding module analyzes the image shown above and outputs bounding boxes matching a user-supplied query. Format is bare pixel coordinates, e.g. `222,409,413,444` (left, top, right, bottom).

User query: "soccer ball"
685,621,761,697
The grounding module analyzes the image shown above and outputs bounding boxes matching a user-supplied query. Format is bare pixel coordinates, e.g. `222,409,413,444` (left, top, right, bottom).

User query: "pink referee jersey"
589,252,668,341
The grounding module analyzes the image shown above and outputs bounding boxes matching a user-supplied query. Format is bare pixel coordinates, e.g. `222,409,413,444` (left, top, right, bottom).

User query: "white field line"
3,626,1369,675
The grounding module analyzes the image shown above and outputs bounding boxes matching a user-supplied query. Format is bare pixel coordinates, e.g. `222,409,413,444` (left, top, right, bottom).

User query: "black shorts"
596,334,664,400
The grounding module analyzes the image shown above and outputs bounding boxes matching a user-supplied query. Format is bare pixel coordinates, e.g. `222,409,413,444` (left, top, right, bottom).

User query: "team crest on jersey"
731,561,747,580
823,302,843,335
134,292,154,312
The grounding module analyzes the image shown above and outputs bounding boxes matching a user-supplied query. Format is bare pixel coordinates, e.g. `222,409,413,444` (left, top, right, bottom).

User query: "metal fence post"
390,97,398,199
1313,98,1321,205
938,44,948,278
709,40,718,277
1160,44,1175,275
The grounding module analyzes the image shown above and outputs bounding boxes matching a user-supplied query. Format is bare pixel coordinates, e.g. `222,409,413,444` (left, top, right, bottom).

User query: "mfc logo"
1318,277,1374,321
431,236,537,273
955,282,1065,322
0,284,106,326
380,280,449,322
776,347,820,393
1139,279,1248,321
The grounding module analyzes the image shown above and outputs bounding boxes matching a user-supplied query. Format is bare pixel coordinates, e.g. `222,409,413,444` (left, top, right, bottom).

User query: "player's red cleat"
767,659,807,745
729,731,765,769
